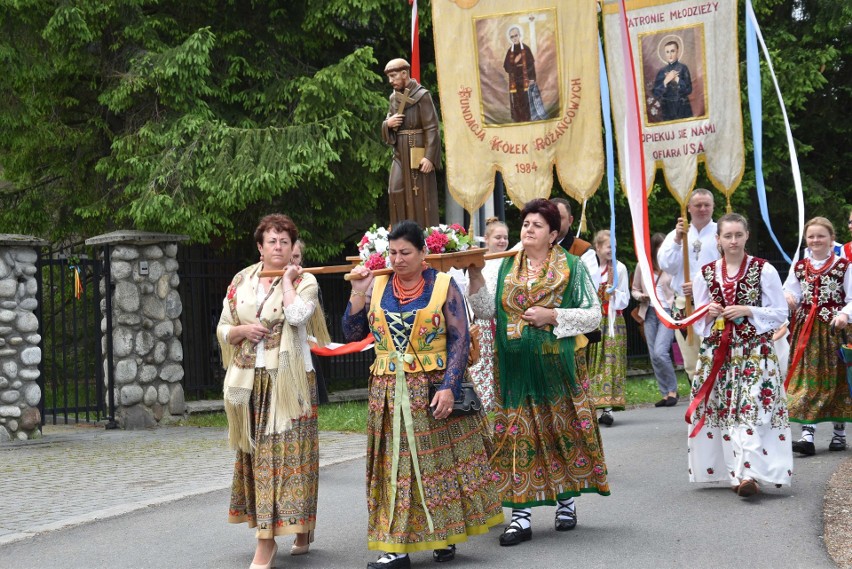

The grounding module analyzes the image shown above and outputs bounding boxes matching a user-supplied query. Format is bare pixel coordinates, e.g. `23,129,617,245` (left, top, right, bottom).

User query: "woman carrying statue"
216,214,331,569
344,220,503,569
467,198,610,546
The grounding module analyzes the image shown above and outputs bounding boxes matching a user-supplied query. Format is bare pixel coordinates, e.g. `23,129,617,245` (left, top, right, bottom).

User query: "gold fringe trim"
224,399,253,453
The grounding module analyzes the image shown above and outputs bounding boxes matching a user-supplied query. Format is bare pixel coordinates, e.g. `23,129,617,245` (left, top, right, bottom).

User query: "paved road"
0,406,845,568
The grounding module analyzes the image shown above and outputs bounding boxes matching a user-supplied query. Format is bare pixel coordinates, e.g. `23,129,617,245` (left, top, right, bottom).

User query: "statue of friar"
381,58,441,227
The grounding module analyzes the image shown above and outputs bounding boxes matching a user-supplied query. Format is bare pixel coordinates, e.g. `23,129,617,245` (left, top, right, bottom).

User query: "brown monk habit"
381,78,441,227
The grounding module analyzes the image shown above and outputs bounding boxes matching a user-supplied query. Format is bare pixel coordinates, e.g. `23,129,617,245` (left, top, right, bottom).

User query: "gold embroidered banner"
602,0,744,206
432,0,603,211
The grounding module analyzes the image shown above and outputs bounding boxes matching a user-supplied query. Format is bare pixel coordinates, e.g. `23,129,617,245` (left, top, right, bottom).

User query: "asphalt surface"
0,406,846,569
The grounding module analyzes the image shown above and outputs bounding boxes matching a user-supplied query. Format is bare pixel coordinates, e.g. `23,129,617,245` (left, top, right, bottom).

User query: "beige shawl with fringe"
216,263,330,453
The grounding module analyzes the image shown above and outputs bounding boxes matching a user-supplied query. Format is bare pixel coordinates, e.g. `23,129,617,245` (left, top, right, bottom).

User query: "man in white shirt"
658,188,719,381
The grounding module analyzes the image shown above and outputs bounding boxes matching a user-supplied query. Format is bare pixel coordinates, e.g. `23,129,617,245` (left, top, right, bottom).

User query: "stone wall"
87,232,188,429
0,235,48,442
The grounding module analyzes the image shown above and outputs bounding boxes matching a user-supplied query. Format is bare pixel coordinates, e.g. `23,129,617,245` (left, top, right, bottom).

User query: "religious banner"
432,0,603,211
602,0,744,207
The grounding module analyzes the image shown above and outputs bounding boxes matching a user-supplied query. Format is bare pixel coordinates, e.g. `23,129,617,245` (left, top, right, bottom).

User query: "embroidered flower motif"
707,468,714,474
509,424,519,436
746,428,754,436
495,422,505,434
418,326,427,337
593,465,604,475
744,461,751,469
779,434,786,441
723,434,731,441
706,432,714,439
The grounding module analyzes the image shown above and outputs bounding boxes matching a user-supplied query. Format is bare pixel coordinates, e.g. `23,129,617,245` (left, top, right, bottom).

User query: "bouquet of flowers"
424,224,475,254
356,223,477,271
357,224,392,270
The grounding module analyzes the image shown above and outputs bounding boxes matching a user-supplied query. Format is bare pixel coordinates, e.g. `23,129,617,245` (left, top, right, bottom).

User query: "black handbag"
584,329,602,344
428,380,483,417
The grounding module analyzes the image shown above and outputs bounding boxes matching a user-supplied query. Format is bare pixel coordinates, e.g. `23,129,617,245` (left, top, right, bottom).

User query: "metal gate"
36,242,110,424
178,245,373,400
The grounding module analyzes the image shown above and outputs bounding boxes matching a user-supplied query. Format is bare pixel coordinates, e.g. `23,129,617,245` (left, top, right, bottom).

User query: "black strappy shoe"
433,544,456,562
555,502,577,531
499,510,532,546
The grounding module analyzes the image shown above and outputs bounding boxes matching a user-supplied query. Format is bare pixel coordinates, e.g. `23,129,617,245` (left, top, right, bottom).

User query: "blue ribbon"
599,37,618,293
746,0,791,263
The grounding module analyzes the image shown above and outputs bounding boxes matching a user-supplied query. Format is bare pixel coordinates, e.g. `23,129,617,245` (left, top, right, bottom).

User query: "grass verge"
180,372,692,433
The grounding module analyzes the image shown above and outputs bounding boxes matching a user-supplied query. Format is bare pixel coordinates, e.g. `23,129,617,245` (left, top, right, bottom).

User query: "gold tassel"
578,199,588,235
726,196,732,214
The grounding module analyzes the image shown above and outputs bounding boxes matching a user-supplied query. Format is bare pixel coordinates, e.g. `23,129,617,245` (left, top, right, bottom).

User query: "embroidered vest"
792,256,849,324
368,273,451,376
702,257,766,340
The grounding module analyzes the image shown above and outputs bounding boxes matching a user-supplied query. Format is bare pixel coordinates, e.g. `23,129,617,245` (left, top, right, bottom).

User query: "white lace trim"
468,285,495,320
284,296,314,326
553,306,601,339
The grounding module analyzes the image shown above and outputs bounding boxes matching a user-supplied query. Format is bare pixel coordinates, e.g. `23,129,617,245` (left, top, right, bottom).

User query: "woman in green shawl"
468,198,610,546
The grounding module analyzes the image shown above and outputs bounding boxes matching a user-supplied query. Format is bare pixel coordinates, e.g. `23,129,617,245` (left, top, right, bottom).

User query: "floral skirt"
467,318,497,412
586,314,627,410
366,370,504,553
786,319,852,424
229,368,319,538
492,348,610,507
687,333,793,487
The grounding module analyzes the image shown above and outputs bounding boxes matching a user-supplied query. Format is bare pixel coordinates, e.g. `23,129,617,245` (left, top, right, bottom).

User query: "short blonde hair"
593,229,610,249
804,216,835,240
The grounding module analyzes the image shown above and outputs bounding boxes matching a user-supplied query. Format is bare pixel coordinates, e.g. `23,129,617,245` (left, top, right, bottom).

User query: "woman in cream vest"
217,214,329,569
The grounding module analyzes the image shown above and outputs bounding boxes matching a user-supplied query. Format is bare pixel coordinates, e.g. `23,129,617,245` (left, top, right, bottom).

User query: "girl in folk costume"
216,214,331,569
783,217,852,455
343,221,503,569
586,230,630,426
687,214,792,498
467,217,510,412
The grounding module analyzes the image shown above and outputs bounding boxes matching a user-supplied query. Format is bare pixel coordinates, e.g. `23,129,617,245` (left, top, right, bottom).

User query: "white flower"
377,227,389,237
375,238,388,254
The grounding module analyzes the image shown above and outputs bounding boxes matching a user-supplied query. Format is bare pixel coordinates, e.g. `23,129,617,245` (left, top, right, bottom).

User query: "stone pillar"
85,231,189,429
0,235,49,442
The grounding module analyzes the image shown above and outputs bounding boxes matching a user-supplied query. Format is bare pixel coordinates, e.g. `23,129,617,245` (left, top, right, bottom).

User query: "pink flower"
450,223,466,235
364,253,386,271
419,326,427,337
359,235,370,246
425,231,449,253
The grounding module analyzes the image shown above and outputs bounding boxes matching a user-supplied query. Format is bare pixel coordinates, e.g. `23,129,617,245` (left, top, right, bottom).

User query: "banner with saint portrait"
432,0,603,211
602,0,744,206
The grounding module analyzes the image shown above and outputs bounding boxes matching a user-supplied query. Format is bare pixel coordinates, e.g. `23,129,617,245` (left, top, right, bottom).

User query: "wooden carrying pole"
680,204,695,345
258,249,518,280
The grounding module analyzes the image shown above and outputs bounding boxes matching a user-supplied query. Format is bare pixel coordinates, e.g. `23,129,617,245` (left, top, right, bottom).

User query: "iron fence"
36,242,110,424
